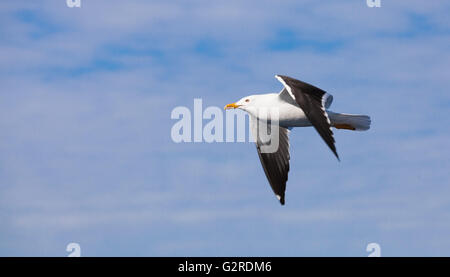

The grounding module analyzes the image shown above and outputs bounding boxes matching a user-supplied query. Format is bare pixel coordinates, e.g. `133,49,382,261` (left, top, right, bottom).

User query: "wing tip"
276,194,285,205
275,74,290,81
334,151,340,161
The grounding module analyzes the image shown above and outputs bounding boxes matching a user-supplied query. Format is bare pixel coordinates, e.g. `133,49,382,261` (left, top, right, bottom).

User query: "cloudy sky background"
0,0,449,256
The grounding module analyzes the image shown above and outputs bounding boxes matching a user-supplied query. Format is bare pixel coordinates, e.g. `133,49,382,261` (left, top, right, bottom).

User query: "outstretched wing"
275,75,339,160
250,116,290,205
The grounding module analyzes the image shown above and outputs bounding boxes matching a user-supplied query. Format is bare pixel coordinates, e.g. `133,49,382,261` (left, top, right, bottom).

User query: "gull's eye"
245,99,250,102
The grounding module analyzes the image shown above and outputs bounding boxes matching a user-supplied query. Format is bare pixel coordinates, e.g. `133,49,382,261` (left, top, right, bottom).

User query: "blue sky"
0,0,449,256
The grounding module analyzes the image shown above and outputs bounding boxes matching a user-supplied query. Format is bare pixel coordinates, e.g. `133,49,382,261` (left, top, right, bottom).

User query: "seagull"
224,75,371,205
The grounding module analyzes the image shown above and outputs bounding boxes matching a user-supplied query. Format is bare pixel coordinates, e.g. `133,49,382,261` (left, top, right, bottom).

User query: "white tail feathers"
328,112,371,131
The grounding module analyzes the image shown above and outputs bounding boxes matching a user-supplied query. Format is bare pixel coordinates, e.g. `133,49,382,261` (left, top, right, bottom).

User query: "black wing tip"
334,151,340,161
278,195,285,205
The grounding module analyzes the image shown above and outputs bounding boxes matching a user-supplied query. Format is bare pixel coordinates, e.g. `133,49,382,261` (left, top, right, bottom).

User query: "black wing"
275,75,339,160
252,120,290,205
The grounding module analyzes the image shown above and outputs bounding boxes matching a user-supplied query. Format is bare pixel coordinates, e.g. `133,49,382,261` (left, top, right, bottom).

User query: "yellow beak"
224,103,241,110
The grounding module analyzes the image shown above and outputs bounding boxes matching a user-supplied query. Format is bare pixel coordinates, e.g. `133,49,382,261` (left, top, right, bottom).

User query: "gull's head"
224,95,256,111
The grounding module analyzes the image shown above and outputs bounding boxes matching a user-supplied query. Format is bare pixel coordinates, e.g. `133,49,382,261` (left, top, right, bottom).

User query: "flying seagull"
224,75,371,205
